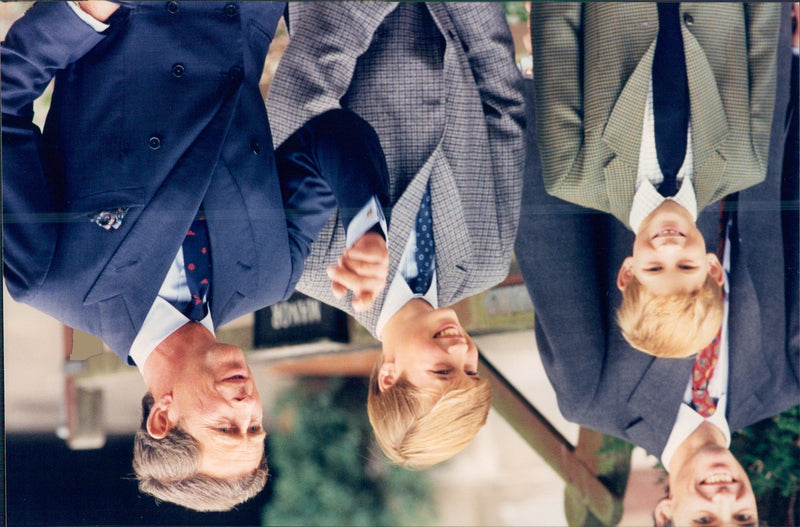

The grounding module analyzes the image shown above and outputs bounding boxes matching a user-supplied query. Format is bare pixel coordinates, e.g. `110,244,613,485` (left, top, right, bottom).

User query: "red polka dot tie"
182,216,211,321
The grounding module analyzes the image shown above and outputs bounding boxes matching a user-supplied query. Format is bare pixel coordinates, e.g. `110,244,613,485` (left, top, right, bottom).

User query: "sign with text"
253,292,349,347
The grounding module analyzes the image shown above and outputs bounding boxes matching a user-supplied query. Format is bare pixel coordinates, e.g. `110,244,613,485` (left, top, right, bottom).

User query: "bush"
262,377,436,526
730,406,800,526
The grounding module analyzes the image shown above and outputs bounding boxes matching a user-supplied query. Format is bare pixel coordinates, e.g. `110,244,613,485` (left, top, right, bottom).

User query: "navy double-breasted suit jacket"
2,2,386,363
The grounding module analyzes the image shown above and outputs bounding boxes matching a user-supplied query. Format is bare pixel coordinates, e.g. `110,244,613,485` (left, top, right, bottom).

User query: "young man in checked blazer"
520,5,796,525
267,2,526,468
531,3,783,359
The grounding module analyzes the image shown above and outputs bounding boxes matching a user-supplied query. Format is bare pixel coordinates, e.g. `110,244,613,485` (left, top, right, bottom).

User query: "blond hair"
617,274,723,358
132,393,268,512
366,355,491,469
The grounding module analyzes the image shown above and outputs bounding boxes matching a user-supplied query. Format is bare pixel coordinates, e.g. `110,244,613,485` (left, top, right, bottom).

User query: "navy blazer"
2,2,388,363
516,37,799,460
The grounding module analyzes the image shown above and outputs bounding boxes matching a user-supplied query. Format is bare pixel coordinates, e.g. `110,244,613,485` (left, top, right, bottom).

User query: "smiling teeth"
703,473,733,484
436,328,460,337
660,229,682,236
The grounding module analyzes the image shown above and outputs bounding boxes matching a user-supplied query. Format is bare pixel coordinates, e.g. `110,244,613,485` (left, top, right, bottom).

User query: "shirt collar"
375,270,438,340
660,395,731,471
129,297,215,373
629,175,698,234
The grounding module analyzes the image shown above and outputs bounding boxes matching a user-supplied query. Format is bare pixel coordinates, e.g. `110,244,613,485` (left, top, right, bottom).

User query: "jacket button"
148,136,162,150
228,65,244,83
251,140,261,155
166,1,178,14
683,13,694,26
224,3,238,17
172,63,185,77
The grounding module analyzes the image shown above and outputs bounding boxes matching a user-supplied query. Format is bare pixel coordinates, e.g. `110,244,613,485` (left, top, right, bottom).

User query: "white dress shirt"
375,197,438,339
629,77,697,234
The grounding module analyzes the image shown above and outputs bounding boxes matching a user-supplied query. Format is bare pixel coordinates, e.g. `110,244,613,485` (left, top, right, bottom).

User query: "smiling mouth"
652,226,686,239
701,472,735,485
434,325,461,338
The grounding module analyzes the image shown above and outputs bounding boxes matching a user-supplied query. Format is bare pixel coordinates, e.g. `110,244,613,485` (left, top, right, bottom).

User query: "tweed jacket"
267,2,526,337
531,3,781,230
516,6,798,457
1,2,385,362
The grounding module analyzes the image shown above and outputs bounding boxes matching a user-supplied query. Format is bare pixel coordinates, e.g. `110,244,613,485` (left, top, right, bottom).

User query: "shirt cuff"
68,1,111,32
345,195,388,248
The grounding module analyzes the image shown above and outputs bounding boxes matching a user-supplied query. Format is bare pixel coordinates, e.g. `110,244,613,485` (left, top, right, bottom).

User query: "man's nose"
653,237,684,250
220,381,256,403
701,482,743,501
445,340,469,355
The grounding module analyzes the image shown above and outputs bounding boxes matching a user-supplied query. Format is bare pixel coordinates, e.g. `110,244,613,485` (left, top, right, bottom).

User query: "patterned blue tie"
407,185,435,294
182,216,211,321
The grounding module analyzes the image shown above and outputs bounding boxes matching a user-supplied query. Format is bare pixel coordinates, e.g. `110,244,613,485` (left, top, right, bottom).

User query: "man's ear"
706,253,724,287
377,361,397,393
617,257,634,291
653,496,673,527
146,394,174,439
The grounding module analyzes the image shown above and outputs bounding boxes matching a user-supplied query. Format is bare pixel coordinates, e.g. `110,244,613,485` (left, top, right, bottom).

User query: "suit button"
683,13,694,26
148,136,162,150
172,63,185,77
228,65,244,83
166,1,179,14
224,3,238,17
251,140,261,155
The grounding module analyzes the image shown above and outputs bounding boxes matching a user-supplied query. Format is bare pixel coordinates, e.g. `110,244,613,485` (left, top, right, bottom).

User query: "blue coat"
2,2,386,363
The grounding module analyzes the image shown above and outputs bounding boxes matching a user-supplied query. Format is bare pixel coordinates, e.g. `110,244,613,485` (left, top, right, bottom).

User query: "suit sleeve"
442,2,526,259
266,1,400,147
743,3,782,173
2,2,107,298
275,109,390,290
529,3,585,197
514,79,608,424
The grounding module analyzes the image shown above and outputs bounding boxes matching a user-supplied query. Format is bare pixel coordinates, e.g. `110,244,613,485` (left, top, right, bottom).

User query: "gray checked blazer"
267,2,526,337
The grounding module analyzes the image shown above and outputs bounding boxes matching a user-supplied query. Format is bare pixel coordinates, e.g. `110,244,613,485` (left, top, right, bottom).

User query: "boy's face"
618,200,723,295
655,445,757,527
379,307,479,392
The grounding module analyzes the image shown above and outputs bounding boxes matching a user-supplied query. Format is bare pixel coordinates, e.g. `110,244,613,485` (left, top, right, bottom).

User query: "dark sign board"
253,292,349,347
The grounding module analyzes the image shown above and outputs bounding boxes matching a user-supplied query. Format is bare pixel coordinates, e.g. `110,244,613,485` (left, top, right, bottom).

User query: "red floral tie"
691,325,722,417
691,202,728,417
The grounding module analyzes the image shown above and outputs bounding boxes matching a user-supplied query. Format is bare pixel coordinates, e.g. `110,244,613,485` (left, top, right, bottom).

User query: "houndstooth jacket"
267,2,526,338
531,3,782,230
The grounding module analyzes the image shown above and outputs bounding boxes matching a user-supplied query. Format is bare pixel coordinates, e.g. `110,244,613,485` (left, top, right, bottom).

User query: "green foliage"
731,406,800,499
262,377,436,527
595,435,635,497
503,2,529,25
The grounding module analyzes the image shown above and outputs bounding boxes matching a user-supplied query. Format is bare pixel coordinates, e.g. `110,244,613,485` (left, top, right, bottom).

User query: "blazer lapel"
682,28,729,208
602,40,654,226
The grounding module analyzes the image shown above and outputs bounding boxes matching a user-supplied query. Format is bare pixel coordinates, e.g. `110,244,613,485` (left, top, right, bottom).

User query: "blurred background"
2,3,797,526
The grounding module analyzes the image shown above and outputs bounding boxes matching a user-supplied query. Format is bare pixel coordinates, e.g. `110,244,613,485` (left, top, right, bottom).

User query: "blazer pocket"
67,187,146,217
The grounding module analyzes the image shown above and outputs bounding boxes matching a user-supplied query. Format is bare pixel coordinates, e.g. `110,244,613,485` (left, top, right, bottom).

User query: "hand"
326,232,389,312
76,1,120,22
